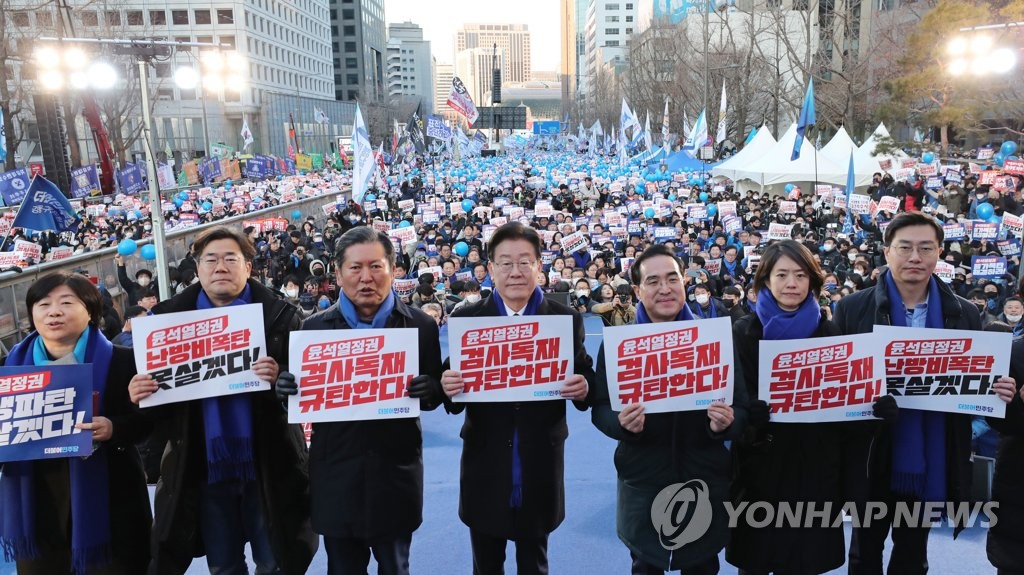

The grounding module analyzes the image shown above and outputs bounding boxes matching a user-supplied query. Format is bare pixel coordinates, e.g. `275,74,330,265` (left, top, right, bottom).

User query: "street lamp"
34,46,119,93
173,50,247,157
946,22,1022,76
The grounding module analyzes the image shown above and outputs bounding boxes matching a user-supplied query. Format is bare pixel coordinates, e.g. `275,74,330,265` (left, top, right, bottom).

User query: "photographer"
591,284,637,326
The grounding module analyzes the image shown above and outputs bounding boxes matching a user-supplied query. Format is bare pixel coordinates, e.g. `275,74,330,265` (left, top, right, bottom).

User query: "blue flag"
791,78,816,161
70,165,101,198
843,152,855,235
11,175,82,233
0,167,30,206
0,107,6,163
117,163,145,194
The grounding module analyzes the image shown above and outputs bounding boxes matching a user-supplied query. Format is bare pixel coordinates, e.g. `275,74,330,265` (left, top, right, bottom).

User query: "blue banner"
244,155,269,179
0,167,31,206
972,255,1007,279
70,164,102,198
532,121,561,136
11,175,82,232
200,156,222,184
0,363,93,463
997,239,1021,257
285,158,296,174
117,163,145,194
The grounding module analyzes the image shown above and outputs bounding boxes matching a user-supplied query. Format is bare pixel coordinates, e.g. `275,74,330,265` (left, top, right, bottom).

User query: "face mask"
824,283,836,290
137,277,151,287
848,253,857,262
695,294,710,305
144,224,152,231
466,294,481,303
348,215,360,223
823,244,834,252
1006,314,1023,323
845,281,856,288
987,292,999,299
976,302,986,313
575,290,589,298
284,288,299,298
723,298,735,308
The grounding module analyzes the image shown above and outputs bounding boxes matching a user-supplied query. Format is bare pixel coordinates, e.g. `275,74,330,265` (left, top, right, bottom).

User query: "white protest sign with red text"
133,305,268,408
759,334,881,423
875,326,1009,418
449,316,574,402
287,329,420,423
603,317,733,414
561,231,589,254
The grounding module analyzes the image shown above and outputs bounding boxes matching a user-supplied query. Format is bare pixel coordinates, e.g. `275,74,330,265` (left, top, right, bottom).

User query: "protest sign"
394,278,418,298
603,317,733,413
133,305,268,407
877,196,900,213
1003,159,1024,176
653,226,676,241
287,329,420,423
779,201,797,214
0,364,93,463
876,326,1009,417
934,261,955,283
717,201,737,217
997,239,1021,257
561,231,589,254
767,223,793,241
971,222,998,241
48,246,73,261
704,258,722,275
13,240,41,261
847,194,871,214
1002,212,1023,237
972,255,1007,279
448,316,573,402
688,205,708,220
723,215,742,234
942,222,966,241
978,148,995,161
759,334,881,423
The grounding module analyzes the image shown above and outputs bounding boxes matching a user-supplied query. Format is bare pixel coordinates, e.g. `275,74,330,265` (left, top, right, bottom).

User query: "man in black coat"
128,226,317,575
292,226,444,575
440,222,594,575
834,212,1015,575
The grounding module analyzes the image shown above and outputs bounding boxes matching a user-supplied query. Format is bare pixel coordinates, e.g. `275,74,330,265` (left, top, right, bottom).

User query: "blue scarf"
1,326,113,574
338,289,396,329
692,297,718,319
489,286,544,509
884,271,947,503
755,288,821,341
197,284,256,484
635,300,696,324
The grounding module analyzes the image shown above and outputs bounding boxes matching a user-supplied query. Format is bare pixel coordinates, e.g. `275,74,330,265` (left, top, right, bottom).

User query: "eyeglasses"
493,260,536,275
889,244,938,257
199,254,244,268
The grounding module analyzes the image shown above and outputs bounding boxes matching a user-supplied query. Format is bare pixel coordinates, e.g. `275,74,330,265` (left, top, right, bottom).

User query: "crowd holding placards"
3,144,1024,574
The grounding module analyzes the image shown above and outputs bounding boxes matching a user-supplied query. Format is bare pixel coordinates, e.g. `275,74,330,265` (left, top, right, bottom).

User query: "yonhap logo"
650,479,713,550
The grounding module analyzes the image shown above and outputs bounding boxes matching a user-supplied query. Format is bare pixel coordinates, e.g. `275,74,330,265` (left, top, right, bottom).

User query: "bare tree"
0,0,47,170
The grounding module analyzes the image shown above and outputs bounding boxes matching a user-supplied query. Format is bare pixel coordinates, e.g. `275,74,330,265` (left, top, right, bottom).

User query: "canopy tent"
711,125,777,182
859,122,910,165
631,145,663,166
819,125,881,186
662,149,720,173
728,123,849,186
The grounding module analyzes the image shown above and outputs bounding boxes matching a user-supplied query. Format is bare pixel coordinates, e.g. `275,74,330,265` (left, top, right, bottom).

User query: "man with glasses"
440,222,594,575
129,226,317,574
835,212,1016,575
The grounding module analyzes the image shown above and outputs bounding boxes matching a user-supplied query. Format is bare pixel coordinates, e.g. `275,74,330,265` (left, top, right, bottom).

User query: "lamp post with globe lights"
172,50,248,158
945,24,1022,77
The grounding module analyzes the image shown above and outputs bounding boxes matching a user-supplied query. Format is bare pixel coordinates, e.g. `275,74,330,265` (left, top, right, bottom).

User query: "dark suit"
446,295,595,575
302,299,443,575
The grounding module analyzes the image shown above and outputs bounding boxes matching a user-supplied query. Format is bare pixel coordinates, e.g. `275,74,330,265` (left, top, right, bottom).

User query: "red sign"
28,163,44,177
1003,159,1024,176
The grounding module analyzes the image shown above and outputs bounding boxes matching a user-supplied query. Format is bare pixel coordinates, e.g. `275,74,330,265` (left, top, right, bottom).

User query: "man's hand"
252,356,280,384
561,374,588,401
76,416,113,442
618,403,645,434
872,394,899,423
408,375,440,399
441,369,464,398
128,373,158,405
113,254,124,266
747,399,771,429
275,371,298,400
708,402,735,433
993,376,1018,403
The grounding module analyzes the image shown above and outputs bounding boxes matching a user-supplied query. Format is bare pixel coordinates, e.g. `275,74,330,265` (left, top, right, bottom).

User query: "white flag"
643,112,653,152
352,103,375,203
661,98,671,148
240,117,254,150
620,98,641,136
715,82,727,147
1,107,8,162
684,108,709,158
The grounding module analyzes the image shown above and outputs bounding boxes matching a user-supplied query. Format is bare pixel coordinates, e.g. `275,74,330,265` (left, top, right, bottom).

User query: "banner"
295,154,312,172
117,163,145,194
779,200,797,214
426,115,453,140
877,196,900,213
287,329,420,423
876,326,1009,417
448,316,573,402
200,156,222,184
0,364,93,463
971,222,999,241
767,222,793,241
0,167,31,206
1003,159,1024,176
1002,212,1023,237
847,194,871,214
971,255,1007,279
446,76,480,125
561,231,589,254
942,222,965,241
133,305,269,407
759,334,881,423
70,165,102,198
157,163,176,190
603,317,733,413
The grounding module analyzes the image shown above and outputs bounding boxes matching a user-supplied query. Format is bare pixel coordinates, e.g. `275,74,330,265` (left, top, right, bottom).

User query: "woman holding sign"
727,240,850,575
0,272,152,574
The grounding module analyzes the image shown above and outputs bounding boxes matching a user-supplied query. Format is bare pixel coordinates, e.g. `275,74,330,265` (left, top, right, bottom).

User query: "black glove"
748,399,771,429
408,375,440,400
275,371,298,400
872,394,899,423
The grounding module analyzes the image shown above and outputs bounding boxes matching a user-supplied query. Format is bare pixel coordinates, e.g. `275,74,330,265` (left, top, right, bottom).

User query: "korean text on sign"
449,315,574,403
758,334,881,423
133,305,269,407
0,364,92,463
875,326,1009,418
603,317,734,414
288,329,420,423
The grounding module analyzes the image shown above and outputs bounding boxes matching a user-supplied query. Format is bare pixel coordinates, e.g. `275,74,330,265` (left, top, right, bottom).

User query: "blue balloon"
454,242,469,257
462,199,475,212
1001,141,1018,157
140,244,157,261
699,192,709,202
366,193,376,201
922,152,935,164
644,207,656,218
398,220,412,228
994,153,1006,167
1009,155,1020,162
177,191,189,201
117,239,137,256
707,204,718,217
668,194,677,201
977,202,994,220
988,214,1003,225
785,184,795,193
292,210,302,220
173,197,184,208
202,201,213,211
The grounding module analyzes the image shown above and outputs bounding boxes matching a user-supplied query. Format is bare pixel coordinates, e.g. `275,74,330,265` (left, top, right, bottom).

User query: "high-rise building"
584,0,637,90
455,23,531,83
455,47,506,107
330,0,387,102
433,61,457,121
386,22,433,112
559,0,577,113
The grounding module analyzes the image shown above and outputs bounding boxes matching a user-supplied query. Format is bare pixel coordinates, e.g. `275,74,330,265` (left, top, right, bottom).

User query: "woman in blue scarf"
0,272,151,574
726,240,852,575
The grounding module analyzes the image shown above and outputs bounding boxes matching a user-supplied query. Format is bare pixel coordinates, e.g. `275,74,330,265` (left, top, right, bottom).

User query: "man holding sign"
289,226,444,575
128,227,317,575
834,212,1017,575
440,222,594,575
591,244,744,574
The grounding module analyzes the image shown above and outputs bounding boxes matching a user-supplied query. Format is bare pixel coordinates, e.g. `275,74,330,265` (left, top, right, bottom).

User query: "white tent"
710,125,777,182
859,122,910,164
736,123,849,186
820,125,881,186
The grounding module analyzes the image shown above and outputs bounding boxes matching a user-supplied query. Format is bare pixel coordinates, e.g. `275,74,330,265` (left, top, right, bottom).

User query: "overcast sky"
383,0,561,71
